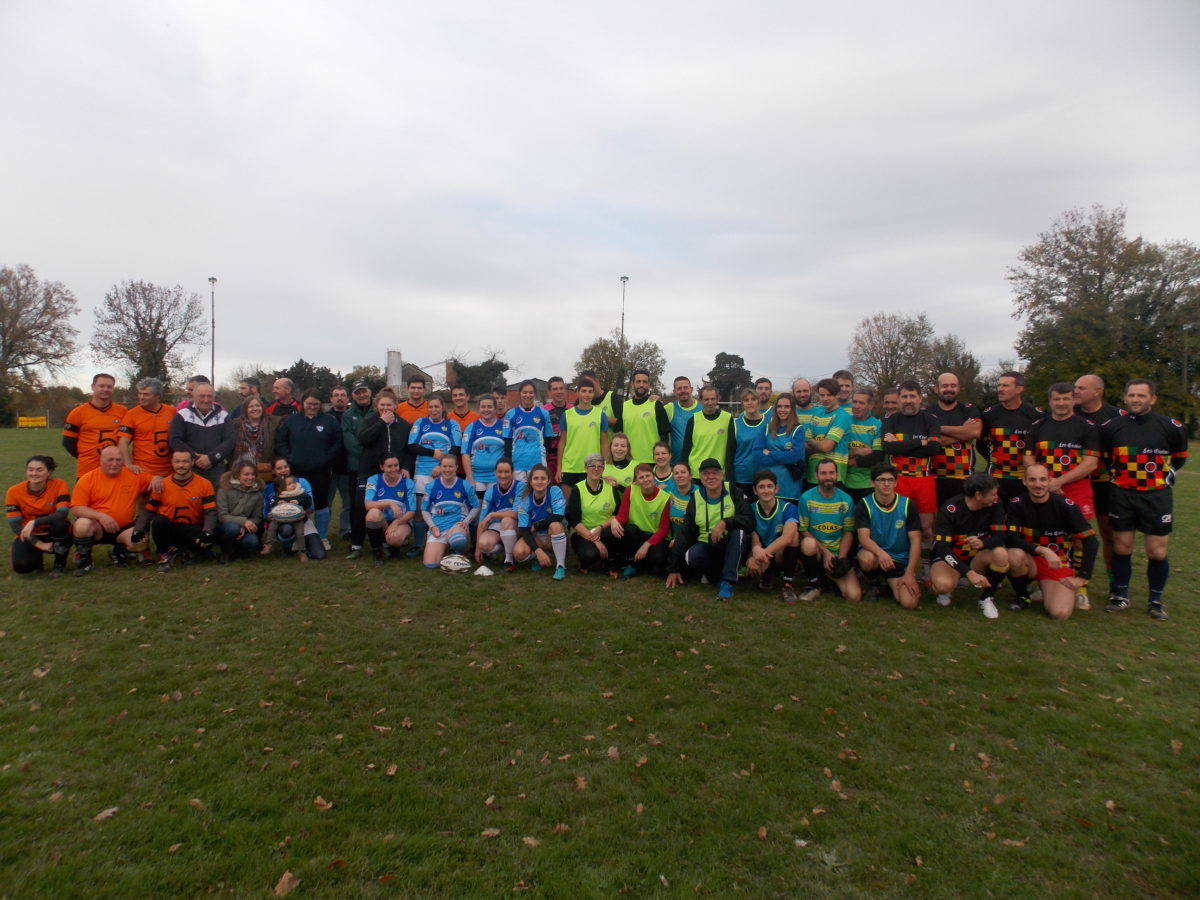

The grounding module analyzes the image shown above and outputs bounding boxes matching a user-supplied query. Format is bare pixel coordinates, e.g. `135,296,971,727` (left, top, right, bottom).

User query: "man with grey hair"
169,382,234,473
267,378,300,417
118,377,176,478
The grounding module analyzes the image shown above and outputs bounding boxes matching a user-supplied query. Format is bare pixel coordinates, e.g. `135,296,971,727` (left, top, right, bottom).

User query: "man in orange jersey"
135,450,218,572
398,375,429,425
69,446,154,576
62,373,128,478
118,377,176,477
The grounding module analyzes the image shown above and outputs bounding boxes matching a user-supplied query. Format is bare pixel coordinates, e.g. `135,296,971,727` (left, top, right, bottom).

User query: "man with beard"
931,372,981,508
791,378,817,431
665,376,700,465
1073,373,1125,588
622,369,670,464
881,380,941,544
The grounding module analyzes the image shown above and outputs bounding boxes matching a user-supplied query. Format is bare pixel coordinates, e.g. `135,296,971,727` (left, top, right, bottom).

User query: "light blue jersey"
503,405,554,472
462,419,506,486
481,479,524,518
517,486,566,531
365,474,417,521
666,400,701,465
423,476,479,532
732,414,768,485
408,417,463,479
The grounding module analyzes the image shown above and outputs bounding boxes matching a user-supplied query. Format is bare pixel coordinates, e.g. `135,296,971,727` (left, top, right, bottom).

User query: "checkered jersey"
931,402,979,477
980,402,1041,480
932,496,1006,563
1026,414,1100,477
1101,412,1188,492
1005,493,1094,567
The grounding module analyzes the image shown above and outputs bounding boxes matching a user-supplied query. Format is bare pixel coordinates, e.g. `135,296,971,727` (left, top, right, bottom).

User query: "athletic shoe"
110,547,130,568
156,551,176,574
1074,590,1091,611
73,561,94,577
798,586,821,602
758,573,774,591
619,565,637,581
405,547,421,558
322,539,332,551
1105,595,1131,613
862,583,880,602
1028,586,1043,603
780,584,798,604
552,565,566,581
1008,596,1031,612
979,596,999,619
345,547,362,560
531,561,543,573
716,581,734,601
1147,602,1168,621
372,549,385,567
936,593,952,607
48,564,67,579
504,561,517,574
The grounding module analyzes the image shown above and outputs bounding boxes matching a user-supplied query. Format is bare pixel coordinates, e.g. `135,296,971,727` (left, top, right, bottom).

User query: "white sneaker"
936,593,952,607
1029,586,1043,603
322,538,332,551
1075,591,1091,610
798,586,821,602
979,596,999,619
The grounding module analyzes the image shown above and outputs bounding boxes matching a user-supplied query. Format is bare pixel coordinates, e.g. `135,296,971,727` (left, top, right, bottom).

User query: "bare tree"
0,264,80,425
91,280,204,389
847,312,934,394
574,329,666,393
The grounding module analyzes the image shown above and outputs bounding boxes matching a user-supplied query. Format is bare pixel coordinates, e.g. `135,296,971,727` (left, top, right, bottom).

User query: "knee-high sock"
499,529,517,562
366,521,385,549
1111,553,1132,594
551,532,567,567
1147,557,1169,600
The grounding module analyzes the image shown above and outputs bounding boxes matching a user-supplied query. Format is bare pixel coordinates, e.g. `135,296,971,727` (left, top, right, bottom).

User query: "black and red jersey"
1100,412,1188,492
1026,414,1100,478
979,402,1041,480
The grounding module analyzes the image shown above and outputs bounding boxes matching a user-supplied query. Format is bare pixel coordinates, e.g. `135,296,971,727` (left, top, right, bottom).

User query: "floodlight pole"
208,276,217,384
619,275,629,390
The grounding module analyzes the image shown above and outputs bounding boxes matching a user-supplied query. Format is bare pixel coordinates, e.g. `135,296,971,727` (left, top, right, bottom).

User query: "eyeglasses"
873,476,897,483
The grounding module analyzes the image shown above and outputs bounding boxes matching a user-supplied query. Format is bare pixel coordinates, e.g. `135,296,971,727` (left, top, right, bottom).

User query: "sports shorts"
1108,488,1173,537
896,474,937,515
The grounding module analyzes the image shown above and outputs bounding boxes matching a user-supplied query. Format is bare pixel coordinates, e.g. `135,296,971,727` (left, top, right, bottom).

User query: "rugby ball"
270,501,306,523
440,553,472,574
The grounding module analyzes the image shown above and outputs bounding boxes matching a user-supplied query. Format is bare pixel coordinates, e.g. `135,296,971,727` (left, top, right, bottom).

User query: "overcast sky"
3,0,1198,391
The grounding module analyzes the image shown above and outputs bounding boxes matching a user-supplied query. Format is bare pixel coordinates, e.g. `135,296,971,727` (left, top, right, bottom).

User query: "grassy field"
1,427,1197,897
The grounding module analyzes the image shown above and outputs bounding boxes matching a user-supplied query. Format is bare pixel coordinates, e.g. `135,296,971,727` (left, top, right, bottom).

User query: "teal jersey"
753,498,798,547
806,407,853,482
844,415,882,490
666,400,700,465
798,486,855,552
854,492,919,564
664,479,697,535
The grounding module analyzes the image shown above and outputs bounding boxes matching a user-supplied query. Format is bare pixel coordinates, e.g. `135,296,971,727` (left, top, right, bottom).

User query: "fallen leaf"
49,791,63,803
522,836,540,847
636,756,648,768
273,871,300,896
756,826,767,840
167,843,183,854
401,717,413,729
327,859,347,869
647,733,663,745
575,776,588,791
484,795,498,808
188,798,205,811
32,665,51,679
373,724,393,734
823,767,833,778
635,803,644,816
171,690,183,702
93,806,119,821
552,823,570,833
601,691,614,699
607,746,620,761
314,796,333,811
481,827,501,838
1105,800,1116,813
1001,838,1027,847
835,645,847,654
386,763,397,777
915,856,923,866
215,663,228,672
1171,739,1182,754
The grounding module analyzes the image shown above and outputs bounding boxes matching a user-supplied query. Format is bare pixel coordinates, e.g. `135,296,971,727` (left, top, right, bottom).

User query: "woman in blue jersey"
733,388,768,495
603,433,636,489
461,395,506,493
408,396,463,555
759,393,806,502
503,381,554,481
363,453,418,565
651,441,674,487
663,462,697,546
475,458,522,571
512,463,569,581
420,454,479,568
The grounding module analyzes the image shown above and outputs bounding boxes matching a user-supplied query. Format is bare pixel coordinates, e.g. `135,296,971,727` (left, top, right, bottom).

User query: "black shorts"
1092,480,1113,517
561,472,587,486
1108,488,1173,537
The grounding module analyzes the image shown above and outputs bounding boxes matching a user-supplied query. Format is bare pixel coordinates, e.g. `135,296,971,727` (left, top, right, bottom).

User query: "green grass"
2,428,1198,897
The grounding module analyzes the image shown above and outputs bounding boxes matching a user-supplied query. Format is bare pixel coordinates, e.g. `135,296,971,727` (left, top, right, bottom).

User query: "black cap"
699,457,723,471
352,381,370,392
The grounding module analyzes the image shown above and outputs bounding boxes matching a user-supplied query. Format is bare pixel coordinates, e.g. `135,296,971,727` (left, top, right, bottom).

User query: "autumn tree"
705,352,752,402
1009,205,1200,419
344,364,388,393
574,330,666,393
847,313,935,396
91,280,204,389
0,264,81,425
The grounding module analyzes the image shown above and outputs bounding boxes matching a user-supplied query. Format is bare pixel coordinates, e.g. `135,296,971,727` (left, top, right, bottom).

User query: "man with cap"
342,381,375,558
665,457,752,601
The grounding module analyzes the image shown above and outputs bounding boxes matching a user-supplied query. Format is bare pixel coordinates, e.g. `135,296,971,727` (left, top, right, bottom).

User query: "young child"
260,477,311,557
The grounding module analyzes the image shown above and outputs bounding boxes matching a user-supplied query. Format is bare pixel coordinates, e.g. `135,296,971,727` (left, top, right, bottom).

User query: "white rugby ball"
440,553,471,573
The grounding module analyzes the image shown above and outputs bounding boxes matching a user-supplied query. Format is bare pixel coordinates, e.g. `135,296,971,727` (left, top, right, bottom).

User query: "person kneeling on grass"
7,454,72,577
364,453,418,566
137,450,218,573
1003,464,1098,620
261,458,325,562
69,445,155,576
475,459,522,572
746,469,801,603
611,462,671,580
665,457,751,601
928,471,1009,619
215,462,264,563
421,454,479,569
567,453,623,574
854,462,922,608
513,463,569,580
796,458,861,602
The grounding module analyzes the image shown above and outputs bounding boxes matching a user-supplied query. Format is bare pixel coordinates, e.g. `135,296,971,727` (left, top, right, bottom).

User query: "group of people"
7,366,1188,622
